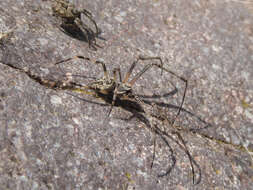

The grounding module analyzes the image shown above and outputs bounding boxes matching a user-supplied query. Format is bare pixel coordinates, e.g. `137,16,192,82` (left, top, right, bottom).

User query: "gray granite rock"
0,0,253,189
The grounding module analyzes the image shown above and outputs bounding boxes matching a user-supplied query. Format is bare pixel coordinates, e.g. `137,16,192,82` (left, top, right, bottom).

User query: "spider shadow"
135,86,212,132
142,99,212,132
59,24,105,50
118,94,203,185
67,90,203,185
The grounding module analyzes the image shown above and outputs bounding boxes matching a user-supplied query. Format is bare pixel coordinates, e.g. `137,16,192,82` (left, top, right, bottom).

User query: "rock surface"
0,0,253,189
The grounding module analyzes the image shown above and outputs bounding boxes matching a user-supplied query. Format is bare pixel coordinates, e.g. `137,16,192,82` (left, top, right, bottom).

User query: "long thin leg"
162,66,187,126
54,56,109,80
129,58,187,126
132,93,176,177
123,60,137,83
113,68,122,82
128,56,163,85
138,56,164,75
123,56,163,84
171,130,201,184
94,60,109,80
80,9,99,35
102,68,122,117
76,9,100,49
54,55,90,65
107,68,122,117
150,133,157,169
123,54,162,84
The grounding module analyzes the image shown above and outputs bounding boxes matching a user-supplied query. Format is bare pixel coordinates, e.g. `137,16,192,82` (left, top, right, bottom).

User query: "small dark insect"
55,55,188,124
52,0,100,49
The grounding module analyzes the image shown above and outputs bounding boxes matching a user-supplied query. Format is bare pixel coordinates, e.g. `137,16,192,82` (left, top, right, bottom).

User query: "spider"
55,55,190,180
2,55,189,180
52,0,100,49
2,53,187,125
55,55,188,125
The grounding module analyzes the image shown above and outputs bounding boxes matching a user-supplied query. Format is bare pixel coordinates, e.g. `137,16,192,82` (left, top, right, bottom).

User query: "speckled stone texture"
0,0,253,189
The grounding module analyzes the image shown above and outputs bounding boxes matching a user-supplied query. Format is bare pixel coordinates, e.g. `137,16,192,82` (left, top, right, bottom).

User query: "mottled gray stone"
0,0,253,189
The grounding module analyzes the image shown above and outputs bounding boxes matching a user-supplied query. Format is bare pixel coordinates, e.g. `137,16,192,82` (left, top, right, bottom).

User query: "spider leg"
107,84,119,117
122,60,137,83
113,68,122,82
132,94,170,177
54,56,109,80
124,55,163,84
106,68,124,117
160,66,187,126
54,55,90,65
80,9,99,35
94,60,109,80
150,132,157,169
128,56,163,85
129,96,176,178
129,57,187,126
138,56,164,75
107,68,122,117
171,130,201,184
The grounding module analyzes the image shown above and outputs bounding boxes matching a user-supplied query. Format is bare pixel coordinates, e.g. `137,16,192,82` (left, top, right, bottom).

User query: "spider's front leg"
94,60,109,80
54,56,110,81
128,56,187,126
128,56,163,85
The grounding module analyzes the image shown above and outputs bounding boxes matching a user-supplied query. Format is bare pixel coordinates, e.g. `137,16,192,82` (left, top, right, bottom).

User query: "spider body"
91,80,133,98
52,0,99,49
52,0,81,23
57,56,187,120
